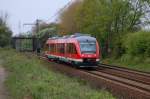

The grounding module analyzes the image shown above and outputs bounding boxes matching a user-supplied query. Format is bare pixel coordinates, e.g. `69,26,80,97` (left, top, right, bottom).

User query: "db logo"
88,55,91,57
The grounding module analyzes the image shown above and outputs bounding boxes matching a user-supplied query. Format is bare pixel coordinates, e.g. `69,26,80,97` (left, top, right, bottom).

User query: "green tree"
0,13,12,47
59,0,150,57
59,0,82,34
34,22,60,48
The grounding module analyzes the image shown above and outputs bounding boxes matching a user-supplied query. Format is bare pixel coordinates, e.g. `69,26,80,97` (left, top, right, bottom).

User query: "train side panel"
44,35,100,67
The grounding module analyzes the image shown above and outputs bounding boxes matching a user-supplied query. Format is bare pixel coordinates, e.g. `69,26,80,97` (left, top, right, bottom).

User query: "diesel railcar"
44,33,100,67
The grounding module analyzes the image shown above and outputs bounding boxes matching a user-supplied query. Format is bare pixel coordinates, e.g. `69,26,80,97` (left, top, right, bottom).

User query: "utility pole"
23,19,41,36
23,19,42,53
18,21,21,35
35,19,40,35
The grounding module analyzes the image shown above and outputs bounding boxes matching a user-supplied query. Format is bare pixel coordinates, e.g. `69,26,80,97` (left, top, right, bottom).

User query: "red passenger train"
44,33,100,67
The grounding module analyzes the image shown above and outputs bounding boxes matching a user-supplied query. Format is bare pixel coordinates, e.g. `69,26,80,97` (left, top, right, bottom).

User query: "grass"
0,48,115,99
102,55,150,72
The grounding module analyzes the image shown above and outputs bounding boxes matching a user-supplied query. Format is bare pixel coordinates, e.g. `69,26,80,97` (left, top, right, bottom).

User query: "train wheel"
72,61,81,69
71,61,76,67
56,59,60,63
48,58,52,62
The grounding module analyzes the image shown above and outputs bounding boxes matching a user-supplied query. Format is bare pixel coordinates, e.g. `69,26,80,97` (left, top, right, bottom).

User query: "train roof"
49,33,95,39
75,36,96,42
46,33,96,44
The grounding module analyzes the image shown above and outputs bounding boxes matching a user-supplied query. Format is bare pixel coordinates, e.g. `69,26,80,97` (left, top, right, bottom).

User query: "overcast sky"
0,0,71,35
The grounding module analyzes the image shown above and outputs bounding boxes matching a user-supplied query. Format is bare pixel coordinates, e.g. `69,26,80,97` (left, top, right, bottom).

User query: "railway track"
97,64,150,85
31,54,150,98
85,69,150,95
100,63,150,76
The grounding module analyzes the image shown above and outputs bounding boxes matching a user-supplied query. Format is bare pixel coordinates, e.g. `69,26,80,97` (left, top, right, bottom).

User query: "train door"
66,43,77,60
64,43,67,58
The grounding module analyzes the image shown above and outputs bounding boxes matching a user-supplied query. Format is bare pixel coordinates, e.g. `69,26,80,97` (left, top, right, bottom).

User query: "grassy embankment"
0,48,115,99
102,31,150,72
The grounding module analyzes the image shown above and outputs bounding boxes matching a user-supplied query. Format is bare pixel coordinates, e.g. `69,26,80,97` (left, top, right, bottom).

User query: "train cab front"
80,54,99,67
76,36,100,67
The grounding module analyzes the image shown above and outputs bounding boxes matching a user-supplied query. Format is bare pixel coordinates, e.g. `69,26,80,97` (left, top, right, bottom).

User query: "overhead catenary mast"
23,19,42,36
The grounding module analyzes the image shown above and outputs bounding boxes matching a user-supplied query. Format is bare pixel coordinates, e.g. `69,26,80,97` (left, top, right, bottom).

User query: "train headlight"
96,59,100,61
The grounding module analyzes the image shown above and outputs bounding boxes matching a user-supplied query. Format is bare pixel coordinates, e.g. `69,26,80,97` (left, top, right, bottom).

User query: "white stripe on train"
46,54,99,62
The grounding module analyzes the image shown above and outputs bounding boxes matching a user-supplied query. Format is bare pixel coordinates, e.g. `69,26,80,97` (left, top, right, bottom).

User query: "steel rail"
100,63,150,77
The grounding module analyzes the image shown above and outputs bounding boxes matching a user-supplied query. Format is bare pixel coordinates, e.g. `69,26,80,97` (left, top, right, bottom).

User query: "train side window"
72,44,77,54
48,44,51,51
59,43,65,54
67,43,70,53
54,44,57,53
56,44,60,53
67,43,77,54
54,44,56,53
66,44,69,53
50,44,54,53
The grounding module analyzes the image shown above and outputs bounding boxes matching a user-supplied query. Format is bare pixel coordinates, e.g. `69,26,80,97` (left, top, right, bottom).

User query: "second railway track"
97,64,150,85
85,70,150,93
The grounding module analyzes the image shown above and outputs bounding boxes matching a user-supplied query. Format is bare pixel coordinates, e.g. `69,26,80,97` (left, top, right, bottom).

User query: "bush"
122,31,150,57
0,16,12,47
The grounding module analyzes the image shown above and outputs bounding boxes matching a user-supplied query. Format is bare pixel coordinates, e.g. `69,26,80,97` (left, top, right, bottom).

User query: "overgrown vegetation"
0,12,12,47
0,49,115,99
103,31,150,72
122,31,150,57
115,31,149,72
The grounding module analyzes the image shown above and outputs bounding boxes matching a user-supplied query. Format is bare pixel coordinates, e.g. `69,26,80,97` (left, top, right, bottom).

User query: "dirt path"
0,61,9,99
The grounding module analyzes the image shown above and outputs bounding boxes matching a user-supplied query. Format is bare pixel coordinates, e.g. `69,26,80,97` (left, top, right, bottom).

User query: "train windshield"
80,42,96,54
